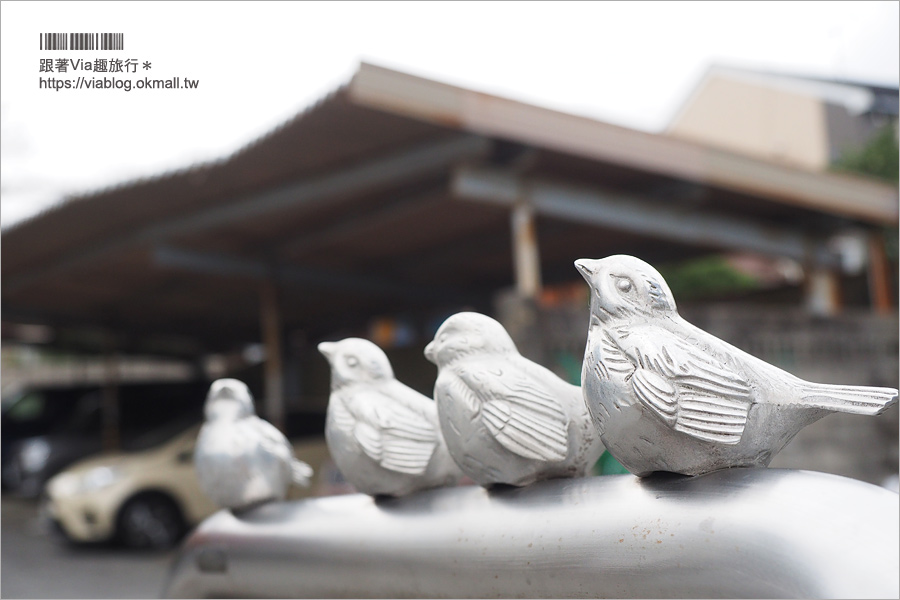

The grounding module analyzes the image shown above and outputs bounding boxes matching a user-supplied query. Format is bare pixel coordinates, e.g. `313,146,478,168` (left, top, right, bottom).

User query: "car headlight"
79,466,123,493
20,438,51,473
48,472,81,498
48,466,125,498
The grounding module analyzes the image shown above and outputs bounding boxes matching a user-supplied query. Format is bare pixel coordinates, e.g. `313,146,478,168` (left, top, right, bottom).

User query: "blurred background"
2,1,897,598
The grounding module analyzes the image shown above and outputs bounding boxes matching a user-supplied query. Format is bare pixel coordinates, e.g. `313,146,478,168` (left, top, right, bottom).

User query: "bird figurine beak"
424,341,436,363
574,259,598,282
318,342,335,360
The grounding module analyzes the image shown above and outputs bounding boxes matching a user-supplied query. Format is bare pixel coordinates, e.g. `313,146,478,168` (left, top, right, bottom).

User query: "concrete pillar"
511,199,542,299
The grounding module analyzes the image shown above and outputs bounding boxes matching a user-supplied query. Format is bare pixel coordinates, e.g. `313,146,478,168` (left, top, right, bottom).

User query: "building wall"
667,75,830,170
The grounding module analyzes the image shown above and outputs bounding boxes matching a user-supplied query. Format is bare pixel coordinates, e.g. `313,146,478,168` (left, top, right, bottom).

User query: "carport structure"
4,63,897,430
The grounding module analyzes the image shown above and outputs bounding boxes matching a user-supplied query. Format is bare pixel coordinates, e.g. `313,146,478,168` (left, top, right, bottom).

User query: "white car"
44,421,333,549
44,423,216,548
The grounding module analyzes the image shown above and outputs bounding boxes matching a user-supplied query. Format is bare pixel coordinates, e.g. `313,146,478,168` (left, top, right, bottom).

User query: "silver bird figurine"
319,338,464,496
194,379,313,510
575,254,898,477
424,312,604,488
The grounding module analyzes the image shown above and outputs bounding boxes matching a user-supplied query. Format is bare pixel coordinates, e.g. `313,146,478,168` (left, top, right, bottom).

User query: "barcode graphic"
40,33,124,51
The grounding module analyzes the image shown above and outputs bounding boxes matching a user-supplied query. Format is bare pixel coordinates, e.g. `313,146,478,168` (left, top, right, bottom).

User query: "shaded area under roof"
3,63,897,357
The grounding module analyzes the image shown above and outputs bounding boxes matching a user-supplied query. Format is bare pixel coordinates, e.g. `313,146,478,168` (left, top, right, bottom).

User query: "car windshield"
2,386,101,432
3,381,208,447
121,417,199,452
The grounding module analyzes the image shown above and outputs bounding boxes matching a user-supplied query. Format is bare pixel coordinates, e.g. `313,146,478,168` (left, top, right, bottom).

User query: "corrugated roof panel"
4,63,895,355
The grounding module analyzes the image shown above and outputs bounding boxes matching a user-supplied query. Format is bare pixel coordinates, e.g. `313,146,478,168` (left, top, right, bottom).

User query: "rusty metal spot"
196,547,227,573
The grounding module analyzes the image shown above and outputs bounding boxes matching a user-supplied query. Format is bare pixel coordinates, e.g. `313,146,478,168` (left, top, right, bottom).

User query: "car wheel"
116,493,186,549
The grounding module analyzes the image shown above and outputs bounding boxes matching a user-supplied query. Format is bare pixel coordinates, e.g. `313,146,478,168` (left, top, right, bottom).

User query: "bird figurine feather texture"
575,254,898,477
424,312,605,488
319,338,464,497
194,379,313,510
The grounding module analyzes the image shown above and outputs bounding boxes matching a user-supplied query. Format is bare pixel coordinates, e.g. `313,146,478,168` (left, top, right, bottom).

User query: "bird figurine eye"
615,278,633,293
345,356,359,368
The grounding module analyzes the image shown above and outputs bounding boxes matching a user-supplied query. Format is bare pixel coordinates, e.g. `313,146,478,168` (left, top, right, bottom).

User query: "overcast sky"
1,1,898,228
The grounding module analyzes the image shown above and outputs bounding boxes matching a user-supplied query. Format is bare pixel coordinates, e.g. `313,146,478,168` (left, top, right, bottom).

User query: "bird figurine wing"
340,390,439,476
330,396,357,432
290,460,314,486
619,329,753,445
252,416,313,486
435,371,481,415
251,416,293,460
457,360,569,462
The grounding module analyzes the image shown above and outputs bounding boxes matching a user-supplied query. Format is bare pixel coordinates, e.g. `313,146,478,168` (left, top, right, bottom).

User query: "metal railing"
162,468,898,598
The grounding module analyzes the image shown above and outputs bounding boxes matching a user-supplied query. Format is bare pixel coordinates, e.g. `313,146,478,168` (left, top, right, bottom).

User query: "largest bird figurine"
319,338,463,497
575,254,898,477
425,312,604,487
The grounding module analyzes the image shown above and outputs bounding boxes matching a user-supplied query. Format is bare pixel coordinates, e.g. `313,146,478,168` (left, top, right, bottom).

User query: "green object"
555,354,631,476
594,450,630,476
657,255,759,301
829,125,898,263
554,351,583,385
831,124,899,183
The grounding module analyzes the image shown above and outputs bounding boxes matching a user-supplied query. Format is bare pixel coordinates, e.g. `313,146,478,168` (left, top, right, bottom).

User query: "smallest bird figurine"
194,379,313,510
319,338,464,497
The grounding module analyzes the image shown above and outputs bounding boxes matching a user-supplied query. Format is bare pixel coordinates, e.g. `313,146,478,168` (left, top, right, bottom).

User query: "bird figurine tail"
798,383,897,416
291,459,314,488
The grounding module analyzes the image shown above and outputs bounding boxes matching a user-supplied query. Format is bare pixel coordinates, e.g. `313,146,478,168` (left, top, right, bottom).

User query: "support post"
284,330,306,413
453,167,843,269
867,232,893,315
511,198,542,299
504,196,545,364
259,281,285,432
102,350,120,451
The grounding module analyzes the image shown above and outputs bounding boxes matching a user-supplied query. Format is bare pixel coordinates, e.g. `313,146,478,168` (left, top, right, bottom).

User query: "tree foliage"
657,256,759,301
832,123,899,183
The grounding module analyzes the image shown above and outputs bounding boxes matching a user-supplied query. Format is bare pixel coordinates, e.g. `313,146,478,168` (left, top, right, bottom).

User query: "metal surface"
424,312,604,487
454,166,841,268
194,380,313,510
575,255,898,477
319,338,463,496
162,468,899,599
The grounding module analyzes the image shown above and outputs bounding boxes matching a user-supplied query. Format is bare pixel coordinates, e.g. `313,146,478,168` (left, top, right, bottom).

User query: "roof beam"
5,134,492,294
451,166,842,268
274,190,447,259
351,63,898,224
1,309,216,356
145,135,489,241
152,245,470,303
